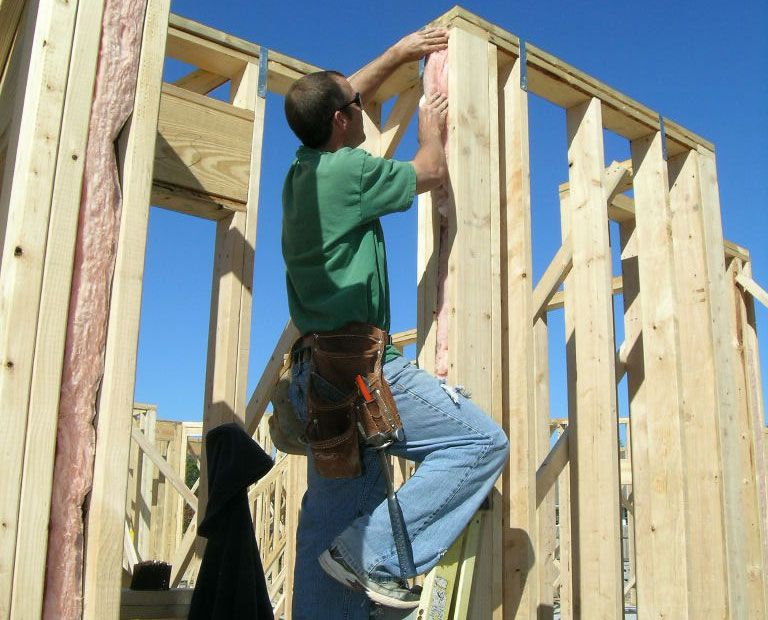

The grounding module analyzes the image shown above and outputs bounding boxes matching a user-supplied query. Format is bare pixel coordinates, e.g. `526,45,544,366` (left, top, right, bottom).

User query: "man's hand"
391,28,449,63
412,93,448,194
418,93,448,145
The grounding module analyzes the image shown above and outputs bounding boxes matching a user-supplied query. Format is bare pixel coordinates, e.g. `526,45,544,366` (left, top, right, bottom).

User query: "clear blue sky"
135,0,768,428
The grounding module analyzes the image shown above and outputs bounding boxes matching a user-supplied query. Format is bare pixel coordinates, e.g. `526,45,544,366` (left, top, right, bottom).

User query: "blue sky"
135,0,768,429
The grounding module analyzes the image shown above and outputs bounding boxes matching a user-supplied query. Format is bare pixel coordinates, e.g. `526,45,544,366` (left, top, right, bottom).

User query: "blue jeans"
289,355,509,620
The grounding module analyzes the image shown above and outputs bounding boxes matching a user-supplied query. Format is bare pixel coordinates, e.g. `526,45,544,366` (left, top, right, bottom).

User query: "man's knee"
488,425,509,471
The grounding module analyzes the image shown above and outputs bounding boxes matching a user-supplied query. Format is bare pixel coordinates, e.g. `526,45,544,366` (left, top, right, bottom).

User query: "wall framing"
0,3,766,619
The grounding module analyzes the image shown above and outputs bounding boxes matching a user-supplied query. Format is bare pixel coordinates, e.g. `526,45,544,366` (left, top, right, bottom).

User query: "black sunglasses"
337,92,362,112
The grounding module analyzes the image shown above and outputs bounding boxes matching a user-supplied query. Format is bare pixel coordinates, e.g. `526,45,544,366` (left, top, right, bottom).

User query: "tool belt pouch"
307,324,403,478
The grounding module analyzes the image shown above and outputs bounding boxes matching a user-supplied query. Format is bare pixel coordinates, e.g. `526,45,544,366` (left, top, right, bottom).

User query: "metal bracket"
658,114,668,161
258,46,268,98
519,40,528,91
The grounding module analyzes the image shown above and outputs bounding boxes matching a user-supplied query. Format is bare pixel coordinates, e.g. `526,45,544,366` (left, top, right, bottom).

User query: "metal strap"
258,46,268,98
519,40,528,91
658,114,668,161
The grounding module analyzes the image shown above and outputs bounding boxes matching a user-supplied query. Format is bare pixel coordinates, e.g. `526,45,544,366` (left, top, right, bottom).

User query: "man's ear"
333,110,347,129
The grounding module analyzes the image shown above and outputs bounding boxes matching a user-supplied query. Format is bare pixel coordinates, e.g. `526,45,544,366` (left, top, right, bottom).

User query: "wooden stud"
0,0,80,613
199,59,265,516
557,182,577,620
725,258,768,615
136,409,156,560
618,217,656,613
8,0,110,614
416,188,439,370
82,0,171,615
497,48,538,618
630,130,689,617
565,97,623,618
443,27,504,618
696,147,756,616
738,262,768,580
667,148,728,616
534,315,556,617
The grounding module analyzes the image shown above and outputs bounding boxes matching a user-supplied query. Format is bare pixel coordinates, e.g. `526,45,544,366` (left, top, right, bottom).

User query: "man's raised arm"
349,28,448,106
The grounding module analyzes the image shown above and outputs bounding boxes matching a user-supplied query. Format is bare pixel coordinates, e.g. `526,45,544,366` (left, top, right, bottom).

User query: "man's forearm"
348,28,448,108
348,46,407,108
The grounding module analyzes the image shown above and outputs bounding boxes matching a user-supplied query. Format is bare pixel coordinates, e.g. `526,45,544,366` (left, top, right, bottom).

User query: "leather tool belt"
304,322,403,479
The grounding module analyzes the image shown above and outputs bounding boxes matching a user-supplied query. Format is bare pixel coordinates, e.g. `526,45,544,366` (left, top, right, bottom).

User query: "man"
282,28,509,619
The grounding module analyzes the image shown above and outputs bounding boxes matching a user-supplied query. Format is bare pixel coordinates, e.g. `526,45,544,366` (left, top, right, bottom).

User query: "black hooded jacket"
189,423,275,619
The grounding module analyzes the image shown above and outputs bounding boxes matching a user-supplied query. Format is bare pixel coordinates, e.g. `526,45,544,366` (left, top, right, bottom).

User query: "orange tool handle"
355,375,374,402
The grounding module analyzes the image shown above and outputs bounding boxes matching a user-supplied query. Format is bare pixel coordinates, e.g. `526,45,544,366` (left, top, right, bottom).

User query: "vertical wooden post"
82,0,170,615
725,258,768,616
557,452,574,620
534,315,555,619
199,58,266,511
630,130,689,617
619,214,656,615
0,0,80,613
565,97,623,618
8,0,110,613
696,146,764,616
557,179,577,620
442,27,505,618
137,407,156,559
666,148,728,616
738,261,768,581
416,188,439,369
499,50,537,618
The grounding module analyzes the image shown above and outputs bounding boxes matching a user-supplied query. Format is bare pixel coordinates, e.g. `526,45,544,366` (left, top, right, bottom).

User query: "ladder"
375,508,485,620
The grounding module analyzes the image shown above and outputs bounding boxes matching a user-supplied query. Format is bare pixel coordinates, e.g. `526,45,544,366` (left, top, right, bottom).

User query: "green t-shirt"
282,146,416,363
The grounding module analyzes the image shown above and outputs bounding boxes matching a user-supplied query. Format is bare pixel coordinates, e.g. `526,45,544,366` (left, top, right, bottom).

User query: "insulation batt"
422,49,453,378
43,0,146,617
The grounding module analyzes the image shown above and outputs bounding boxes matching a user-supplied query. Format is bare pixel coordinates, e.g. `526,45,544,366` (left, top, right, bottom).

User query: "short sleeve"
359,153,417,222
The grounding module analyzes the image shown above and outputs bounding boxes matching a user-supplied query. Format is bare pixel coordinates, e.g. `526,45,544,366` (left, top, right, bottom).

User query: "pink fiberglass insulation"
43,0,146,617
423,49,452,378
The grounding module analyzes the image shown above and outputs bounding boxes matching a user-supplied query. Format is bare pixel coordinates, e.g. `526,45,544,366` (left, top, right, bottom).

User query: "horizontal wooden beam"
173,68,228,95
153,83,252,210
432,8,713,156
120,589,192,619
548,275,624,311
151,181,245,220
168,14,321,95
392,328,418,350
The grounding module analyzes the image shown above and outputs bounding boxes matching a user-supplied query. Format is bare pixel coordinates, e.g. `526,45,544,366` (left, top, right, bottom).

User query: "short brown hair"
284,71,348,148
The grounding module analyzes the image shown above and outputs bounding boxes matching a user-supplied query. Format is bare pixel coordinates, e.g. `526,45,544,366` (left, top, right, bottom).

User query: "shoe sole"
318,550,420,610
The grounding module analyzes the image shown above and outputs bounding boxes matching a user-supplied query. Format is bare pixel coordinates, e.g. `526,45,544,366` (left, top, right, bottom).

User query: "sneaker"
318,547,422,609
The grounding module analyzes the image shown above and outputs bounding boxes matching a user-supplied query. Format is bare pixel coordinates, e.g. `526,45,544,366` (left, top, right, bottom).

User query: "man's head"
284,71,365,150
